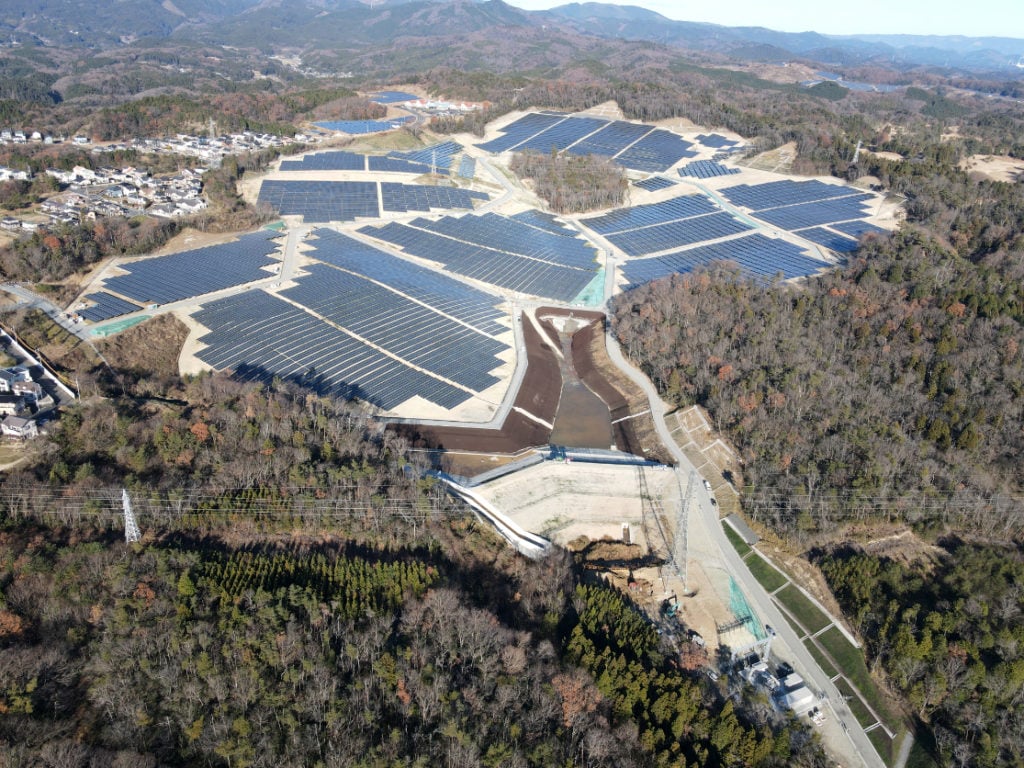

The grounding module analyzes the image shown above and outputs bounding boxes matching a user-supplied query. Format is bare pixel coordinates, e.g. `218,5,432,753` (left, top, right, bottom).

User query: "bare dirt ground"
741,141,798,173
150,227,249,256
98,313,190,382
961,154,1024,183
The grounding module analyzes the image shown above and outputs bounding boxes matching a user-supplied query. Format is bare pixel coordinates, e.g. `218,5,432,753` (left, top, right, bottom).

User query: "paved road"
602,331,885,768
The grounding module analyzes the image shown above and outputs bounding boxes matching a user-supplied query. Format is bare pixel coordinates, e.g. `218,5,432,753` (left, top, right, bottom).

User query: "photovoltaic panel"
314,117,413,134
102,232,280,305
258,180,379,222
565,120,655,158
368,91,418,104
303,229,507,336
193,290,472,411
832,220,888,238
613,130,697,172
678,160,741,179
620,234,829,286
475,112,568,153
633,176,677,192
605,212,752,256
279,151,366,171
509,116,608,153
281,264,507,392
753,195,873,229
457,156,476,179
379,183,487,214
719,179,860,210
77,292,142,322
795,227,859,253
581,195,718,235
511,209,573,235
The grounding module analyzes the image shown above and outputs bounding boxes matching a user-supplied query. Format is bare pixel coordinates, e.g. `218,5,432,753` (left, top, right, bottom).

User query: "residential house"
0,394,27,416
1,415,37,439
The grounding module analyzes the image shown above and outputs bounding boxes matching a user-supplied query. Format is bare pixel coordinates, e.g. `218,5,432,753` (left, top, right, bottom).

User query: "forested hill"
613,142,1024,539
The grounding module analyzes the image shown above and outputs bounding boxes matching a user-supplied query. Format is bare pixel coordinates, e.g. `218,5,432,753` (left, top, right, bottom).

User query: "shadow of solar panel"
720,180,862,210
565,120,655,159
194,291,473,410
582,194,719,235
633,177,677,192
621,234,828,286
103,231,280,305
678,161,741,179
475,113,568,153
755,196,873,229
279,151,366,171
832,220,888,238
77,292,142,322
606,212,752,256
304,229,507,336
795,227,859,253
614,130,697,172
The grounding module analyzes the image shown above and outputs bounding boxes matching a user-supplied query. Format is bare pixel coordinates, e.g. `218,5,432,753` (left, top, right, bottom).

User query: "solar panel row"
194,291,471,411
582,194,719,235
314,117,413,134
510,209,572,235
282,264,506,392
103,232,280,305
77,292,142,322
379,183,487,214
754,195,873,230
259,180,379,222
396,142,462,170
832,219,888,238
696,133,739,149
408,212,597,269
621,234,829,286
475,112,697,172
678,160,741,179
794,227,859,253
457,156,476,179
305,229,507,336
606,212,752,257
359,221,596,302
633,176,677,192
368,156,446,176
368,91,418,104
280,151,366,172
720,179,861,210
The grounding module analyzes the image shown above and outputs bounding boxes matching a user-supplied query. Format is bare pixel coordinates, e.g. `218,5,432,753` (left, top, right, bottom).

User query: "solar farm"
68,105,894,422
477,112,698,173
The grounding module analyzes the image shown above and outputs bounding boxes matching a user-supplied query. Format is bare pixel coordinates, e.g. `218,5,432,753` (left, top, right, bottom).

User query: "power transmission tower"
673,471,695,592
122,489,141,544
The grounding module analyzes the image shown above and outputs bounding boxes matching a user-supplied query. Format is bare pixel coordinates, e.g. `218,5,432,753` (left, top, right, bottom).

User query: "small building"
0,367,32,392
0,394,27,416
11,380,43,401
1,415,37,439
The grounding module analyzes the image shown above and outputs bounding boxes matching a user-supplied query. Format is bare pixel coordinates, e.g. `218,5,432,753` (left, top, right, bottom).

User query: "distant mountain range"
1,0,1021,75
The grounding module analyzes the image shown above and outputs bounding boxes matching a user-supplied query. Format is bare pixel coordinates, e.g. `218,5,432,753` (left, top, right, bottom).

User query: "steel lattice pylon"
122,489,141,543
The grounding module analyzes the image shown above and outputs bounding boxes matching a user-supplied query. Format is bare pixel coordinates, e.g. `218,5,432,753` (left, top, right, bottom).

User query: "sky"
504,0,1024,40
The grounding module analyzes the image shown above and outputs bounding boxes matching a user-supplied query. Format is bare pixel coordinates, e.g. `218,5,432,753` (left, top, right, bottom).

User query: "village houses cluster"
0,365,51,440
1,129,315,232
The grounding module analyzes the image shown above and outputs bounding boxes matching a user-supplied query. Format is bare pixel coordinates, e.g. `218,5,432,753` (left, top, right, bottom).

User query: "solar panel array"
358,212,598,301
279,152,366,172
368,91,418,104
633,176,677,192
103,232,280,305
794,227,859,253
696,133,739,148
396,142,462,170
457,156,476,179
621,234,829,286
304,229,507,336
678,160,741,179
582,195,719,235
77,292,142,322
720,180,877,232
380,183,487,214
475,112,696,172
314,117,413,134
606,212,751,257
193,291,472,411
832,220,888,238
281,264,506,392
259,180,379,222
511,209,572,235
